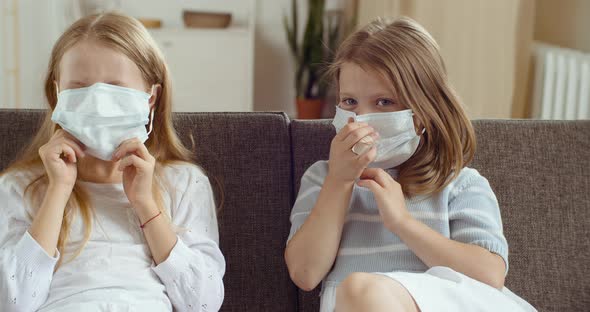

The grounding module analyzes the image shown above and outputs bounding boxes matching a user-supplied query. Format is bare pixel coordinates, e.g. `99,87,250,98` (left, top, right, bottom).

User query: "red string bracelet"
140,211,162,229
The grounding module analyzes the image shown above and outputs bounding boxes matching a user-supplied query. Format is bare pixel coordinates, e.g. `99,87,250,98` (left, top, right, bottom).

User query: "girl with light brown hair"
285,17,535,311
0,12,224,311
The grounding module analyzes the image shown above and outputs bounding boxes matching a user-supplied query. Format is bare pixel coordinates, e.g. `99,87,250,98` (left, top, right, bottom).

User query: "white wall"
253,0,296,116
0,0,5,107
18,1,61,109
1,0,66,109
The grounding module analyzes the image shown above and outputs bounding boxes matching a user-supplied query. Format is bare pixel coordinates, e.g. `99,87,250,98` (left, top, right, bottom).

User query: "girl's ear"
148,84,162,108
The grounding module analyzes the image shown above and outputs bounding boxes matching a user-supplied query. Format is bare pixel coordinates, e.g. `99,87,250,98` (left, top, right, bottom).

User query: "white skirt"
320,266,537,312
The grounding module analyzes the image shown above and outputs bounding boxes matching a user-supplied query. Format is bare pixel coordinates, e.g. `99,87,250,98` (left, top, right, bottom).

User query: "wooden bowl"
182,11,232,29
137,18,162,29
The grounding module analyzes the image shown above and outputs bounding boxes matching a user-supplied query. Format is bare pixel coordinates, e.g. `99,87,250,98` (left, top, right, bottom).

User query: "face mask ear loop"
146,84,157,136
54,82,60,98
147,108,155,136
409,111,426,136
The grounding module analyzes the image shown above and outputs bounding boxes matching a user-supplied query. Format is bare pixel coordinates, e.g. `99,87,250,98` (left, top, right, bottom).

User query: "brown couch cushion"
290,121,334,312
0,109,298,312
470,119,590,311
290,119,590,312
174,112,296,311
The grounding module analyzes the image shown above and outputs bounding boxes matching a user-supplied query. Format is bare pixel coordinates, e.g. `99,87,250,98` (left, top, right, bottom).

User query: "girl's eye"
377,98,395,106
341,98,357,106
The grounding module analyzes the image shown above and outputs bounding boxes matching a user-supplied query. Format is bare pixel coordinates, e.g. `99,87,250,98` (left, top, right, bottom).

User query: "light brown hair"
3,12,194,267
330,17,476,196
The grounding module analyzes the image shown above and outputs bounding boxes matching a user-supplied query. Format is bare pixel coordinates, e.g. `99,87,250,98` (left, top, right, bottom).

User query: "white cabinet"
150,27,254,112
142,0,257,112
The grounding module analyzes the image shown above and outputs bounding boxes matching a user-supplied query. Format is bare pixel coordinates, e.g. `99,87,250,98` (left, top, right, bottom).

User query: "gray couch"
0,109,588,312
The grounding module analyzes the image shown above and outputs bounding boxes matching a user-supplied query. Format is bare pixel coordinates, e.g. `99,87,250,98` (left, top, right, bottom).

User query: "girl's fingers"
59,143,77,163
343,126,378,149
334,121,369,141
113,138,150,161
356,178,382,194
51,130,86,156
357,145,377,165
360,168,391,188
61,138,86,158
118,154,143,171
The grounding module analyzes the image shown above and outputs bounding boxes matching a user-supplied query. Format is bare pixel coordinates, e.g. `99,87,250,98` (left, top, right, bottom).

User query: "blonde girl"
0,12,224,312
285,17,536,312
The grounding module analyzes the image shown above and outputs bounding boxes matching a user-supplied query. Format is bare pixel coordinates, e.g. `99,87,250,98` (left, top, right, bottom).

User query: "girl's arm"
149,167,225,312
134,202,177,265
389,217,505,288
285,172,355,291
113,138,179,265
30,129,84,256
28,185,71,256
358,168,508,289
1,131,83,312
0,174,62,312
114,139,224,312
286,120,378,291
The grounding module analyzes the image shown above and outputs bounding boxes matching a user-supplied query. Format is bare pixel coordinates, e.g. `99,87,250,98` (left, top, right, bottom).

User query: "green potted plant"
284,0,347,119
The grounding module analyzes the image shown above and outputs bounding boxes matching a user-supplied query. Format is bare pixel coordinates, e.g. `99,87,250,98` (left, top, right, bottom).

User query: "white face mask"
51,82,154,161
332,106,422,169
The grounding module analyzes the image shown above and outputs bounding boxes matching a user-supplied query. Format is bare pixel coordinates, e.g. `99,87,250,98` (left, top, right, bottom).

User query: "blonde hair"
330,17,476,196
3,12,194,268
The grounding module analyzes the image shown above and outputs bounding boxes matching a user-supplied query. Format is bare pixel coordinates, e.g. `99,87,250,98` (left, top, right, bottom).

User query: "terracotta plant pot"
296,98,324,119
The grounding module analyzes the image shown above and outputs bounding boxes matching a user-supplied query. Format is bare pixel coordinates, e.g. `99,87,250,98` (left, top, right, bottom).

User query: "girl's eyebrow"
66,80,86,86
339,92,397,99
370,93,395,99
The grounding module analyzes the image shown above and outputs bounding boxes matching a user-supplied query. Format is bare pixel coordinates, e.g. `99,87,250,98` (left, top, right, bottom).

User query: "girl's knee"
336,272,415,311
336,272,374,310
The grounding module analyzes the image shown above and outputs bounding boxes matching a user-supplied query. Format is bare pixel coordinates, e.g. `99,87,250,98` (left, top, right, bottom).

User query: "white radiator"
532,42,590,120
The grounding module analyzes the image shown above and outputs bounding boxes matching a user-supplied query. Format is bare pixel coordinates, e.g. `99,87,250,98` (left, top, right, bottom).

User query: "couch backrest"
0,109,45,170
290,119,590,312
470,120,590,311
0,109,297,312
289,121,334,312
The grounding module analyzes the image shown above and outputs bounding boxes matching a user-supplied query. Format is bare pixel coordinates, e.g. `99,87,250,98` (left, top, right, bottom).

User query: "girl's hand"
328,118,379,183
39,129,85,190
357,168,412,232
112,138,156,213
